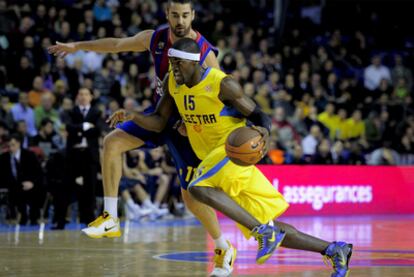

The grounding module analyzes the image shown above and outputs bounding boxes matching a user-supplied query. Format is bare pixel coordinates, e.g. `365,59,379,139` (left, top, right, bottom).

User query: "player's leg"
237,165,352,275
187,146,288,265
186,148,264,231
246,168,352,277
274,221,329,252
188,186,260,230
181,188,222,238
182,185,240,277
165,131,224,239
188,184,285,265
82,123,146,238
164,126,235,277
230,166,353,273
194,150,352,276
273,220,352,277
102,128,144,199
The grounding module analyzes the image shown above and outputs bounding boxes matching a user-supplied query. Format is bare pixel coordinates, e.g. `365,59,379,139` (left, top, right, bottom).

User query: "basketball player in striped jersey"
48,1,235,276
108,38,353,277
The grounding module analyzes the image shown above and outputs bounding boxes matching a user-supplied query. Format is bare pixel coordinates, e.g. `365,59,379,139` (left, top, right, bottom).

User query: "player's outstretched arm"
47,29,154,57
107,76,174,132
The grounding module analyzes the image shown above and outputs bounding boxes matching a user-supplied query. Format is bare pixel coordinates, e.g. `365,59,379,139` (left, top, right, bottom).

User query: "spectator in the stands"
10,93,37,136
364,55,391,91
34,92,60,129
0,134,44,225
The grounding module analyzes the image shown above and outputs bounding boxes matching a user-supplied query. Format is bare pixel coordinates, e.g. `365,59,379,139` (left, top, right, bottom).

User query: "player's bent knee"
103,129,139,154
103,132,119,151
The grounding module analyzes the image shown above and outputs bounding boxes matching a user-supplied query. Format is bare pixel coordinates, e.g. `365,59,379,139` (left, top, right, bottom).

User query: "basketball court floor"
0,214,413,276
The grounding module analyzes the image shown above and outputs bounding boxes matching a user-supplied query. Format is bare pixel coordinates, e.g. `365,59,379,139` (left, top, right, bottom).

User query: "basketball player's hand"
107,109,134,128
173,120,188,136
252,126,270,157
177,121,188,136
47,41,77,58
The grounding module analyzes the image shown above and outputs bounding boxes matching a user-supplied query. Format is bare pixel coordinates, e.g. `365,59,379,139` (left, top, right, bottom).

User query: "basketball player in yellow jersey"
109,38,353,277
49,1,236,276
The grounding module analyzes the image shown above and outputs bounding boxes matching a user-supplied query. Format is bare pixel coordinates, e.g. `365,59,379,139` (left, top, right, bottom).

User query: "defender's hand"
47,41,77,58
251,126,270,158
107,109,134,128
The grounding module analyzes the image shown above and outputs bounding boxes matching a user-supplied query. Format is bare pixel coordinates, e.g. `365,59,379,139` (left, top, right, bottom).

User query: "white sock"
126,198,136,209
153,201,160,209
143,198,153,208
214,236,229,250
104,197,118,218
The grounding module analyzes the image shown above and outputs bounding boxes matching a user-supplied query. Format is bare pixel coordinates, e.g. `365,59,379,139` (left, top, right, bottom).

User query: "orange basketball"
225,127,265,166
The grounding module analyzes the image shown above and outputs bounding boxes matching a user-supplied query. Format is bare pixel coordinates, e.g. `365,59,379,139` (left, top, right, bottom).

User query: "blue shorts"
119,177,142,193
119,176,158,201
117,106,201,190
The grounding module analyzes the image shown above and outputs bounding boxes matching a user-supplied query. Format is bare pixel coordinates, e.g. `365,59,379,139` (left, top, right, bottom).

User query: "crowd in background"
0,0,413,225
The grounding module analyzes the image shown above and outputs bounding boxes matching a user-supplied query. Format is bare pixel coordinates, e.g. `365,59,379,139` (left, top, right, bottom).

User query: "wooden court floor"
0,215,413,276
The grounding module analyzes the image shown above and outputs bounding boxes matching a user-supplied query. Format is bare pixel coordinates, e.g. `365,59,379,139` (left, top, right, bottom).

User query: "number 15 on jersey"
184,95,195,110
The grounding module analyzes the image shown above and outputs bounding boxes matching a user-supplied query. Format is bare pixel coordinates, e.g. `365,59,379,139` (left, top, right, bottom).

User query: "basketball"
225,127,265,166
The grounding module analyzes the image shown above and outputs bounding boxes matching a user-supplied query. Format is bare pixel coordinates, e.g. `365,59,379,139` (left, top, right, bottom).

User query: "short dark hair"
40,118,53,128
9,133,22,144
167,0,194,9
171,38,200,54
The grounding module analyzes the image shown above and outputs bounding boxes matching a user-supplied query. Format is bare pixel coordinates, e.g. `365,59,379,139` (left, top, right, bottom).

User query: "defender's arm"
48,30,154,57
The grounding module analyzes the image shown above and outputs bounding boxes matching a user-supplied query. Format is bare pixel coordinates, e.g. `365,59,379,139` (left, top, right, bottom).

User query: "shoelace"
213,249,225,268
251,226,266,251
257,235,264,250
323,253,341,273
88,212,108,227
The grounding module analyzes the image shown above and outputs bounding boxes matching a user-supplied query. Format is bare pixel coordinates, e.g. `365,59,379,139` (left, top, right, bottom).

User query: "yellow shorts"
188,145,289,238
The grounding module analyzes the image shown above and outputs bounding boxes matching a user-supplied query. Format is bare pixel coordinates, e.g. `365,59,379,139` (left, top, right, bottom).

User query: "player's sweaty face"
167,3,194,37
169,57,194,85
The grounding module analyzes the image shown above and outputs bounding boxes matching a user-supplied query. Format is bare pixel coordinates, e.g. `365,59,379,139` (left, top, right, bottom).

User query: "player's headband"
168,48,200,61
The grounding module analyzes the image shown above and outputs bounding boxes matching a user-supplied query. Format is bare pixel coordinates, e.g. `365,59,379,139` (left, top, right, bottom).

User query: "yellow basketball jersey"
169,67,247,160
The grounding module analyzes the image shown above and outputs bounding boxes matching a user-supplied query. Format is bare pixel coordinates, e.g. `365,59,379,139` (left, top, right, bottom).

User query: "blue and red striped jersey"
149,24,218,102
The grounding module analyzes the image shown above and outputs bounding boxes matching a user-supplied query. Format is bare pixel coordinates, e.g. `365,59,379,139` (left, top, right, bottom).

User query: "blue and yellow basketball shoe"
323,241,353,277
251,224,286,264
